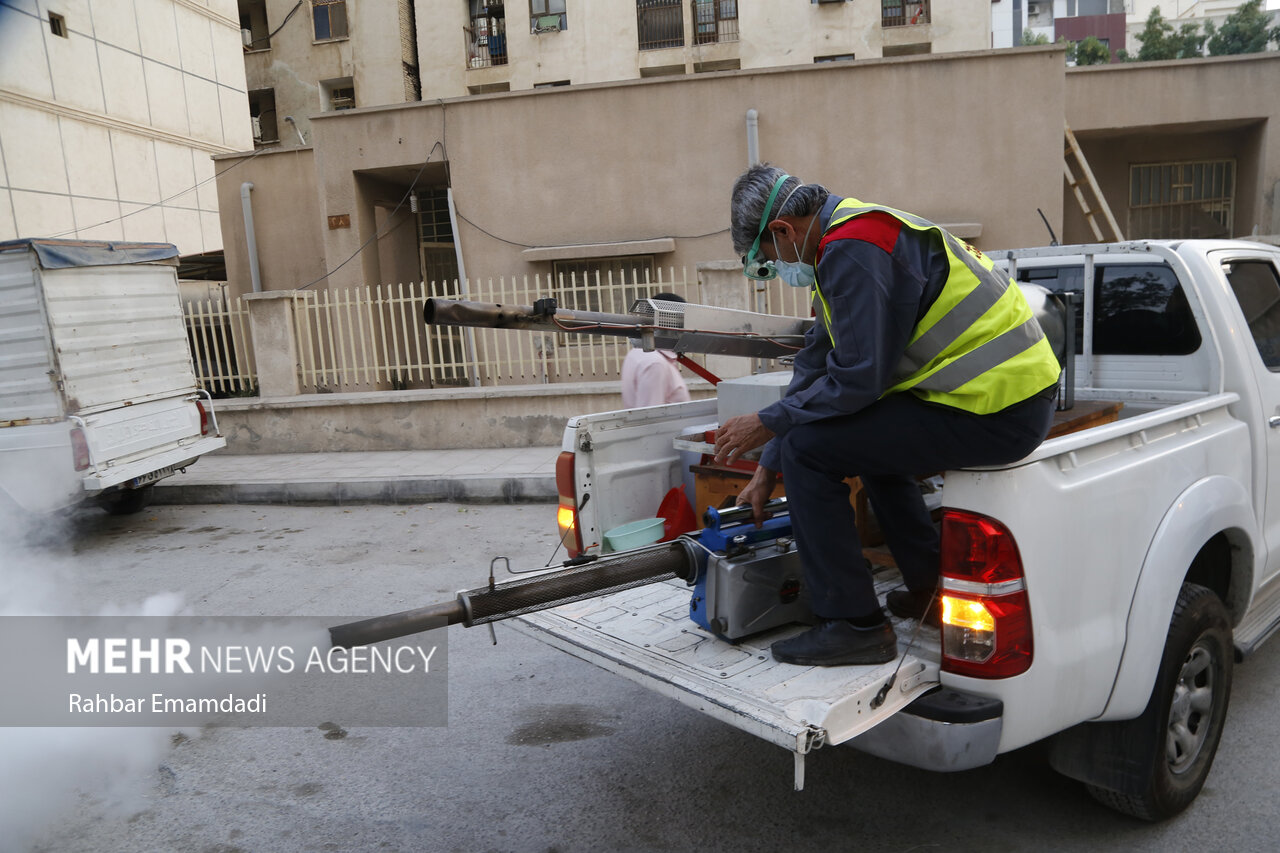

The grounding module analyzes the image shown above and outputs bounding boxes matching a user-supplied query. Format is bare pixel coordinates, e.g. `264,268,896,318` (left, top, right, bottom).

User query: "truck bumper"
81,435,227,492
847,687,1003,772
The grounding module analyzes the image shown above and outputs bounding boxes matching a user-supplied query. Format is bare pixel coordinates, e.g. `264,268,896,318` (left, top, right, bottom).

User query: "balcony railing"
465,14,508,69
882,0,930,28
638,0,684,50
694,0,738,45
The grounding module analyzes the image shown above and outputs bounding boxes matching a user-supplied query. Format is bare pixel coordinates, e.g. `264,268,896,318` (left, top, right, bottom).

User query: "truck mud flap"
511,577,939,790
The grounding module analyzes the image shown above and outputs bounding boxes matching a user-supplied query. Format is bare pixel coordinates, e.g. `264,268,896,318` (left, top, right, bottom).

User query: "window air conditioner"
1027,3,1039,14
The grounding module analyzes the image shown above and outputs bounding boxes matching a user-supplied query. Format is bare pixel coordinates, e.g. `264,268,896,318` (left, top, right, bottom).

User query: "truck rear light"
939,509,1033,679
70,426,91,471
195,399,211,436
555,451,584,558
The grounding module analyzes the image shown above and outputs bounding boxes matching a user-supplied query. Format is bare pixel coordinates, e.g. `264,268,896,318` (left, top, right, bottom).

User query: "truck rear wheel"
96,485,155,516
1084,582,1232,821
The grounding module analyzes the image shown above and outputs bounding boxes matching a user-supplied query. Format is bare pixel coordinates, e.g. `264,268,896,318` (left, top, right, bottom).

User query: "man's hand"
736,465,778,528
712,413,775,467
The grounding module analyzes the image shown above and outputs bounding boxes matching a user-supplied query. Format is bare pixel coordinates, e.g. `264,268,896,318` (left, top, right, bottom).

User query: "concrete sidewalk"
153,447,561,506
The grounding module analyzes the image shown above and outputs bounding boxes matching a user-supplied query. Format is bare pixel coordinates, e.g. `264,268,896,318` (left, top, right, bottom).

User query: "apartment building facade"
238,0,992,152
0,0,252,255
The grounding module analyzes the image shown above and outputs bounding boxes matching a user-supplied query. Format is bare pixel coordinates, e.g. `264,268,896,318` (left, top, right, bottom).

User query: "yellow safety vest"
813,198,1061,415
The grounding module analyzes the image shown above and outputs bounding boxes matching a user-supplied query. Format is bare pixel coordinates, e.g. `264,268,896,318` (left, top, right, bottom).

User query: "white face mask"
771,213,817,288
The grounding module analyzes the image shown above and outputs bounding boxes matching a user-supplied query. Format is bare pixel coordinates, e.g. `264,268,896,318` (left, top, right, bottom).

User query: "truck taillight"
70,427,91,471
939,509,1033,679
195,399,211,436
555,451,584,558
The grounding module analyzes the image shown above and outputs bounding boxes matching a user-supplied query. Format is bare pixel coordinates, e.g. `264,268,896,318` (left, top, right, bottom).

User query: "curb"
153,474,558,506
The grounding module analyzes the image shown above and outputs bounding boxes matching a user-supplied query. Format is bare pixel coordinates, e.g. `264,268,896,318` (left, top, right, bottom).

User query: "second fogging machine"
329,497,814,649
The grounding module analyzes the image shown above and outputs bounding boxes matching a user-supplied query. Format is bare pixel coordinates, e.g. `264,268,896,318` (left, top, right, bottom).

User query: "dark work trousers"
778,390,1055,620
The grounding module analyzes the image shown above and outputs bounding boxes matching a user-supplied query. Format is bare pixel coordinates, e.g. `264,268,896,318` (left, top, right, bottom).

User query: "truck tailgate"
511,574,939,789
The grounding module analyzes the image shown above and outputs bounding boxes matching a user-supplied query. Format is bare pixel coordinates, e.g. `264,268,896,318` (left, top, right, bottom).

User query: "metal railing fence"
184,268,813,395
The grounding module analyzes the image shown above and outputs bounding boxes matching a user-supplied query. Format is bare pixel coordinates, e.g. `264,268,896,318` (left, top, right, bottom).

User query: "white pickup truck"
0,239,225,516
515,239,1280,821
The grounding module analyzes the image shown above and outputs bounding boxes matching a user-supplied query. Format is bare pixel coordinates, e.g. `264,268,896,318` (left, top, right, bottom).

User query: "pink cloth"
621,348,691,408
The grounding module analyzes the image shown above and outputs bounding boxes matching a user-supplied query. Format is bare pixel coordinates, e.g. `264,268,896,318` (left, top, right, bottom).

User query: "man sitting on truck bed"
714,164,1061,666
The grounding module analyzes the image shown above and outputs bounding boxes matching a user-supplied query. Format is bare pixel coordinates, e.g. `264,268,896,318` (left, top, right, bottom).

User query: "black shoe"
886,588,941,628
770,619,898,666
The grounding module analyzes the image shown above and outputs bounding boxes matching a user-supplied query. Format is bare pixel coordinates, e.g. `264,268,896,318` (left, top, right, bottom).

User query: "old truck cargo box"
0,239,225,514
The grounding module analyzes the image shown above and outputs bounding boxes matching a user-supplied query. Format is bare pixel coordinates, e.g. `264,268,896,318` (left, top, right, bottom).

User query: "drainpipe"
746,109,759,166
445,187,480,386
240,182,262,293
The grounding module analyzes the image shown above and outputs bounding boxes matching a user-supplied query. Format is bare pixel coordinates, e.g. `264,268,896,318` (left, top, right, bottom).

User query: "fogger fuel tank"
330,498,812,648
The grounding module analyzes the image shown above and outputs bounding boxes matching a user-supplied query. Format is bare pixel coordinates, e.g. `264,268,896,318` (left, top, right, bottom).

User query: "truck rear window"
1018,264,1201,356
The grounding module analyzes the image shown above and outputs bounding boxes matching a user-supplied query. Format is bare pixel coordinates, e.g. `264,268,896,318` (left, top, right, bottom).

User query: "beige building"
212,47,1280,301
238,0,991,152
0,0,253,254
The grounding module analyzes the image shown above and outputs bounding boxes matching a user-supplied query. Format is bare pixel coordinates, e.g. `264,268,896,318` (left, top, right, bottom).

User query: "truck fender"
1097,474,1254,721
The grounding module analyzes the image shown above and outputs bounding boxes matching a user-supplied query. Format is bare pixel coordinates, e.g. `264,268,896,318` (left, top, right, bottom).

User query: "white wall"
0,0,252,254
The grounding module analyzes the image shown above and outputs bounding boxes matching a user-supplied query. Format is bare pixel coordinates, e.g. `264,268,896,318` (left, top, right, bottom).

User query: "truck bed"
510,562,939,789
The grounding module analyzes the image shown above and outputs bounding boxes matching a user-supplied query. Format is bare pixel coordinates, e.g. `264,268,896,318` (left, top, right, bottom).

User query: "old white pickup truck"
0,239,225,516
527,239,1280,821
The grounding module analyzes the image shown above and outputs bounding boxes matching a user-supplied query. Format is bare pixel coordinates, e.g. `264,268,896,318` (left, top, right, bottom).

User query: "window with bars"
313,0,348,40
531,0,566,31
637,0,684,50
882,0,930,28
694,0,738,44
1128,159,1235,240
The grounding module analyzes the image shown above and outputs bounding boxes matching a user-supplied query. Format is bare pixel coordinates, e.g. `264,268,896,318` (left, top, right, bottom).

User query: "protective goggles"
740,173,790,281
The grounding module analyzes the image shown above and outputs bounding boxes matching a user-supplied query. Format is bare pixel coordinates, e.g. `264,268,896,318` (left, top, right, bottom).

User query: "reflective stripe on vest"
815,199,1061,414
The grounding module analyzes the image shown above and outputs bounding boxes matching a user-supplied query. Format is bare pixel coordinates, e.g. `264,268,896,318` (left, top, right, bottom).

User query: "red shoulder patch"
818,210,902,261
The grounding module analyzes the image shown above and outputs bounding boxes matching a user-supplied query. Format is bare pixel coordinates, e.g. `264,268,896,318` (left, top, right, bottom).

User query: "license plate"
130,466,176,488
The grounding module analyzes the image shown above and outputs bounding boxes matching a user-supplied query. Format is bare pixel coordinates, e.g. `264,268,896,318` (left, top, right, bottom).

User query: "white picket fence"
183,269,811,395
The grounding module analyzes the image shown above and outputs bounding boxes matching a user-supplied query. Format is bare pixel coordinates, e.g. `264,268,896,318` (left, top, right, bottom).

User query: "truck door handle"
1271,416,1280,429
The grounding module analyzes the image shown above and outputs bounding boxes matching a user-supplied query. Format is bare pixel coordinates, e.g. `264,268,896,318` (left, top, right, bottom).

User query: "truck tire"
1084,582,1233,821
96,485,155,516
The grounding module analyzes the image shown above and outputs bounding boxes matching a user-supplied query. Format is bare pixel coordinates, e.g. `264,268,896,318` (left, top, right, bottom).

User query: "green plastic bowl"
604,517,665,552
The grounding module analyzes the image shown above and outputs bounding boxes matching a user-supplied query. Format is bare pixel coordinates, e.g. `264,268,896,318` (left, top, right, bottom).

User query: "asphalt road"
7,503,1280,853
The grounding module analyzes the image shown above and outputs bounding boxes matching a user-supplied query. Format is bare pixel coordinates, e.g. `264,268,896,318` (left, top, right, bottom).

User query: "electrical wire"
245,0,304,50
435,97,730,250
43,144,276,240
297,140,444,290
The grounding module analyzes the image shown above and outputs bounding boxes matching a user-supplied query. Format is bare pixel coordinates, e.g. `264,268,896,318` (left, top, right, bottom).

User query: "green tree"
1205,0,1280,55
1136,6,1206,60
1075,35,1112,66
1022,28,1050,46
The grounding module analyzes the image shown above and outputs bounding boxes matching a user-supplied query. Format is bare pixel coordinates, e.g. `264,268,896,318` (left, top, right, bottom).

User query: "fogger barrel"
329,539,700,648
423,297,809,360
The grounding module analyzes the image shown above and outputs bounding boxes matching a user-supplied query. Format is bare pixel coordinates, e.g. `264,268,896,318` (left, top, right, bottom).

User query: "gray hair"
730,164,829,256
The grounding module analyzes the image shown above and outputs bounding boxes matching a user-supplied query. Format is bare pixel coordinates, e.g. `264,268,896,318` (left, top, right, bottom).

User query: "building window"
1128,159,1235,240
815,54,856,63
882,0,930,28
882,42,931,57
49,12,67,38
638,0,684,50
531,0,566,31
320,77,355,110
248,89,279,145
534,80,571,88
313,0,348,41
694,0,737,44
239,0,270,49
467,3,508,68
